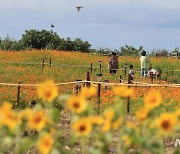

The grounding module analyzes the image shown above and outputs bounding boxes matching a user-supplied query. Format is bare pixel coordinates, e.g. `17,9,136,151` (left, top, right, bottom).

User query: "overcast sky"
0,0,180,51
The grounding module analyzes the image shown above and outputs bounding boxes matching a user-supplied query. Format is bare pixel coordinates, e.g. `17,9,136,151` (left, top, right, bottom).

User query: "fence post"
124,64,127,78
150,72,153,84
17,82,21,106
75,85,79,95
97,83,101,109
90,63,93,73
165,75,168,83
50,59,52,68
42,59,45,74
104,80,109,90
79,85,81,92
127,74,131,114
86,72,90,87
119,75,122,83
99,61,102,74
75,80,82,94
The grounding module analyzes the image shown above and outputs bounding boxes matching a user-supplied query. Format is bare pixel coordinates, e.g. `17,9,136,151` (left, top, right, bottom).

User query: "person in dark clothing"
108,52,119,74
129,64,135,82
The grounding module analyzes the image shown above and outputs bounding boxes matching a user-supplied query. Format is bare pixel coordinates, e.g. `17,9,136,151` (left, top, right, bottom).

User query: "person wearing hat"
108,52,119,74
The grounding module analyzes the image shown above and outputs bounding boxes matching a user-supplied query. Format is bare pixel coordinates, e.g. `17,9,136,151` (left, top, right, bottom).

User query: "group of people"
108,51,159,80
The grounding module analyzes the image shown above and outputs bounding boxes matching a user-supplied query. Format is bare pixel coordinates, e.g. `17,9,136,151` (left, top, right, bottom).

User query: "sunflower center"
34,115,42,124
7,113,15,120
150,97,156,103
44,140,50,147
45,91,52,98
79,125,86,132
161,120,170,130
73,102,80,108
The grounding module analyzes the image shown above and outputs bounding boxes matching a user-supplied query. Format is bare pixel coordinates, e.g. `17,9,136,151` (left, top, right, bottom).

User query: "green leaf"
19,137,35,152
51,108,60,123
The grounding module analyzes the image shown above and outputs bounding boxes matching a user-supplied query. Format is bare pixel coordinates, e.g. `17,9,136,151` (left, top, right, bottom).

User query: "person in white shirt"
148,65,159,78
140,51,150,78
150,68,157,75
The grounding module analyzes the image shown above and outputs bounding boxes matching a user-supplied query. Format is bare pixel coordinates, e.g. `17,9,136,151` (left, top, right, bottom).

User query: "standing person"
140,50,149,77
108,52,119,74
129,64,135,81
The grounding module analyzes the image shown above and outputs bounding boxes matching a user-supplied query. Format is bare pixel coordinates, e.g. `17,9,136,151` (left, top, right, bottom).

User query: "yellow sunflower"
135,107,149,123
67,96,87,113
112,117,123,130
19,108,32,120
88,116,104,125
156,113,178,135
175,109,180,121
102,119,112,132
144,90,162,110
79,87,97,98
27,110,47,131
72,118,92,136
101,108,116,132
37,80,58,103
104,108,115,121
126,122,138,131
0,102,12,114
122,135,131,146
0,109,17,129
0,102,18,129
112,86,133,98
37,133,54,154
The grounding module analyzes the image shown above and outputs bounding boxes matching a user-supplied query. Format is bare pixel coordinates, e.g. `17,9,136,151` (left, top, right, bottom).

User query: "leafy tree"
155,49,169,57
0,29,92,52
171,47,179,54
73,38,83,51
120,44,141,56
0,36,15,51
73,38,91,52
81,41,91,53
21,29,62,49
97,48,111,54
11,41,24,51
64,37,75,51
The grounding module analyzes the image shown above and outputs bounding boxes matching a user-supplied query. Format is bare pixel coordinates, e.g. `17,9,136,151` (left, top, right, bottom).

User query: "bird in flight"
51,24,55,28
76,6,83,12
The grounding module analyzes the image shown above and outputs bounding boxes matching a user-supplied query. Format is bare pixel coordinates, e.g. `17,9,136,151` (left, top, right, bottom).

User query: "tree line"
96,45,179,57
0,29,91,52
0,29,179,57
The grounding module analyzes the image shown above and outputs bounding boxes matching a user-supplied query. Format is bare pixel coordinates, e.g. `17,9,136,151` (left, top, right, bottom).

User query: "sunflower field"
0,50,179,154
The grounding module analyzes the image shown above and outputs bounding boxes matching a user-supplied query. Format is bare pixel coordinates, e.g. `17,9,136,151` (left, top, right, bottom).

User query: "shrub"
0,36,15,51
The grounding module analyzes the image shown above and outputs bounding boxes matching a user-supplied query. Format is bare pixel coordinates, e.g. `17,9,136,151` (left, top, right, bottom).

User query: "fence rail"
0,80,179,88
